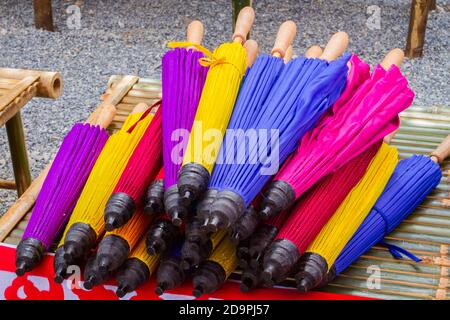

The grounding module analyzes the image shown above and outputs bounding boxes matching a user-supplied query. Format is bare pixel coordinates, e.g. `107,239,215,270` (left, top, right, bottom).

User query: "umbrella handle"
131,102,150,114
95,103,117,129
284,46,294,63
304,45,323,58
319,32,349,62
271,21,297,58
186,20,204,45
243,39,259,68
380,48,405,70
431,134,450,164
232,6,255,44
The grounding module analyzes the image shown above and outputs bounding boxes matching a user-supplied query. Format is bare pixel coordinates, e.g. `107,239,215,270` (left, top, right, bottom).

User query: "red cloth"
0,244,370,300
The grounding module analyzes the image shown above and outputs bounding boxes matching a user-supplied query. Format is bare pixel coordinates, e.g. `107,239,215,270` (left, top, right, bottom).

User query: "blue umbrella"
196,21,297,225
202,33,351,232
327,136,449,282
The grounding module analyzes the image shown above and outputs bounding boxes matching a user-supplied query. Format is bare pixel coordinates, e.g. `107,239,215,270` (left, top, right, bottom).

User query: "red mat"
0,244,369,300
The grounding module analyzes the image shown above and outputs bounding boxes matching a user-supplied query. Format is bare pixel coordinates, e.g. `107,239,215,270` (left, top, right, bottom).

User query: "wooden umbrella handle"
243,39,259,68
284,46,293,63
319,32,349,62
380,48,405,70
271,21,297,58
431,134,450,164
383,130,398,144
95,103,117,129
305,45,323,58
131,102,150,114
186,20,204,45
232,6,255,44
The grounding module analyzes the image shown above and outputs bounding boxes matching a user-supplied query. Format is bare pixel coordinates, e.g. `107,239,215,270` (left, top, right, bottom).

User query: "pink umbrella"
259,49,415,219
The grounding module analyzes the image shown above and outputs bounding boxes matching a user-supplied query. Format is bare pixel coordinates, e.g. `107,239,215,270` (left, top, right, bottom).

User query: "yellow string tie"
168,41,231,69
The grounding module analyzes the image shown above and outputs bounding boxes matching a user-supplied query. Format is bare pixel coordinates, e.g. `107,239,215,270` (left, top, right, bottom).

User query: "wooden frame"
0,69,62,196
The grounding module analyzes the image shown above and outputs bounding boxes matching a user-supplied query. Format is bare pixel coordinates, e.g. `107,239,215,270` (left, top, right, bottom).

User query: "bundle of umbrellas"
12,6,450,299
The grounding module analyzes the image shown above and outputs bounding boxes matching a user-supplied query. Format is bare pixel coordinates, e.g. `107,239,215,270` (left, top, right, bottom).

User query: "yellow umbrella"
294,143,398,292
177,7,254,207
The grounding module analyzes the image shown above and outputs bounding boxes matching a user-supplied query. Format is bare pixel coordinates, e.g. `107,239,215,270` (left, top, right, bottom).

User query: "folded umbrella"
84,207,153,288
159,21,209,224
204,32,351,232
197,21,297,231
192,235,238,297
115,235,161,298
260,49,415,219
329,135,449,282
261,141,381,286
104,102,163,230
294,142,399,293
16,104,114,276
229,49,370,244
154,240,186,296
176,7,253,206
53,103,155,282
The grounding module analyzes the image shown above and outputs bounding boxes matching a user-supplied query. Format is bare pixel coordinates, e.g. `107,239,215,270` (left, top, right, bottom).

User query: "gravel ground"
0,0,449,215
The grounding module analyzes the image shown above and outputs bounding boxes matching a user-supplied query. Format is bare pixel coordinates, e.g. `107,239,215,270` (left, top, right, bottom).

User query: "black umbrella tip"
146,240,162,256
54,274,64,284
154,283,166,296
16,238,45,276
115,284,129,298
171,214,183,227
192,286,204,298
83,276,95,290
258,206,273,220
15,260,27,276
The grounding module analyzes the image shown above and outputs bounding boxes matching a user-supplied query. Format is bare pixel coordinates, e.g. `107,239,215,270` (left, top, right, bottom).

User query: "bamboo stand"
0,69,62,197
0,75,448,300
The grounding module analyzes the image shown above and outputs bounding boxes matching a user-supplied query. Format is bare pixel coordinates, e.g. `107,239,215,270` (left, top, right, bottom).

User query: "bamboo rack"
0,75,448,300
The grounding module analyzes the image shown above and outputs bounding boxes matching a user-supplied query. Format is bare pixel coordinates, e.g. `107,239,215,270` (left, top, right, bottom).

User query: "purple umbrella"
159,21,209,225
15,104,115,275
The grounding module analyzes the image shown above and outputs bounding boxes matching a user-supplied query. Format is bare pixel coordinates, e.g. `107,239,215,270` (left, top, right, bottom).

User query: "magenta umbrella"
259,49,415,218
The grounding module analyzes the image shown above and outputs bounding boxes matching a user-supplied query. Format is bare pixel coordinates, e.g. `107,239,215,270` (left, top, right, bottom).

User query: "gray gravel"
1,0,449,215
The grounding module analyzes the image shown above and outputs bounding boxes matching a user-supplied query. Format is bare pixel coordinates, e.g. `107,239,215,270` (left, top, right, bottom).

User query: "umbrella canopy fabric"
228,54,370,244
294,143,399,292
162,47,208,221
17,122,109,275
204,53,352,231
105,105,163,230
57,111,154,267
332,154,442,277
261,62,415,219
177,42,247,203
260,141,381,285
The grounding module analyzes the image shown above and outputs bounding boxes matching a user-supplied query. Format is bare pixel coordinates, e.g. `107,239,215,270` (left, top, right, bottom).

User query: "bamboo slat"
0,76,448,300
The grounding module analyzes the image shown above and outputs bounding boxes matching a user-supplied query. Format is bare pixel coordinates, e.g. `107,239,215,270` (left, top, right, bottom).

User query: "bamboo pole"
0,68,62,99
5,112,32,196
33,0,54,31
0,179,16,190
